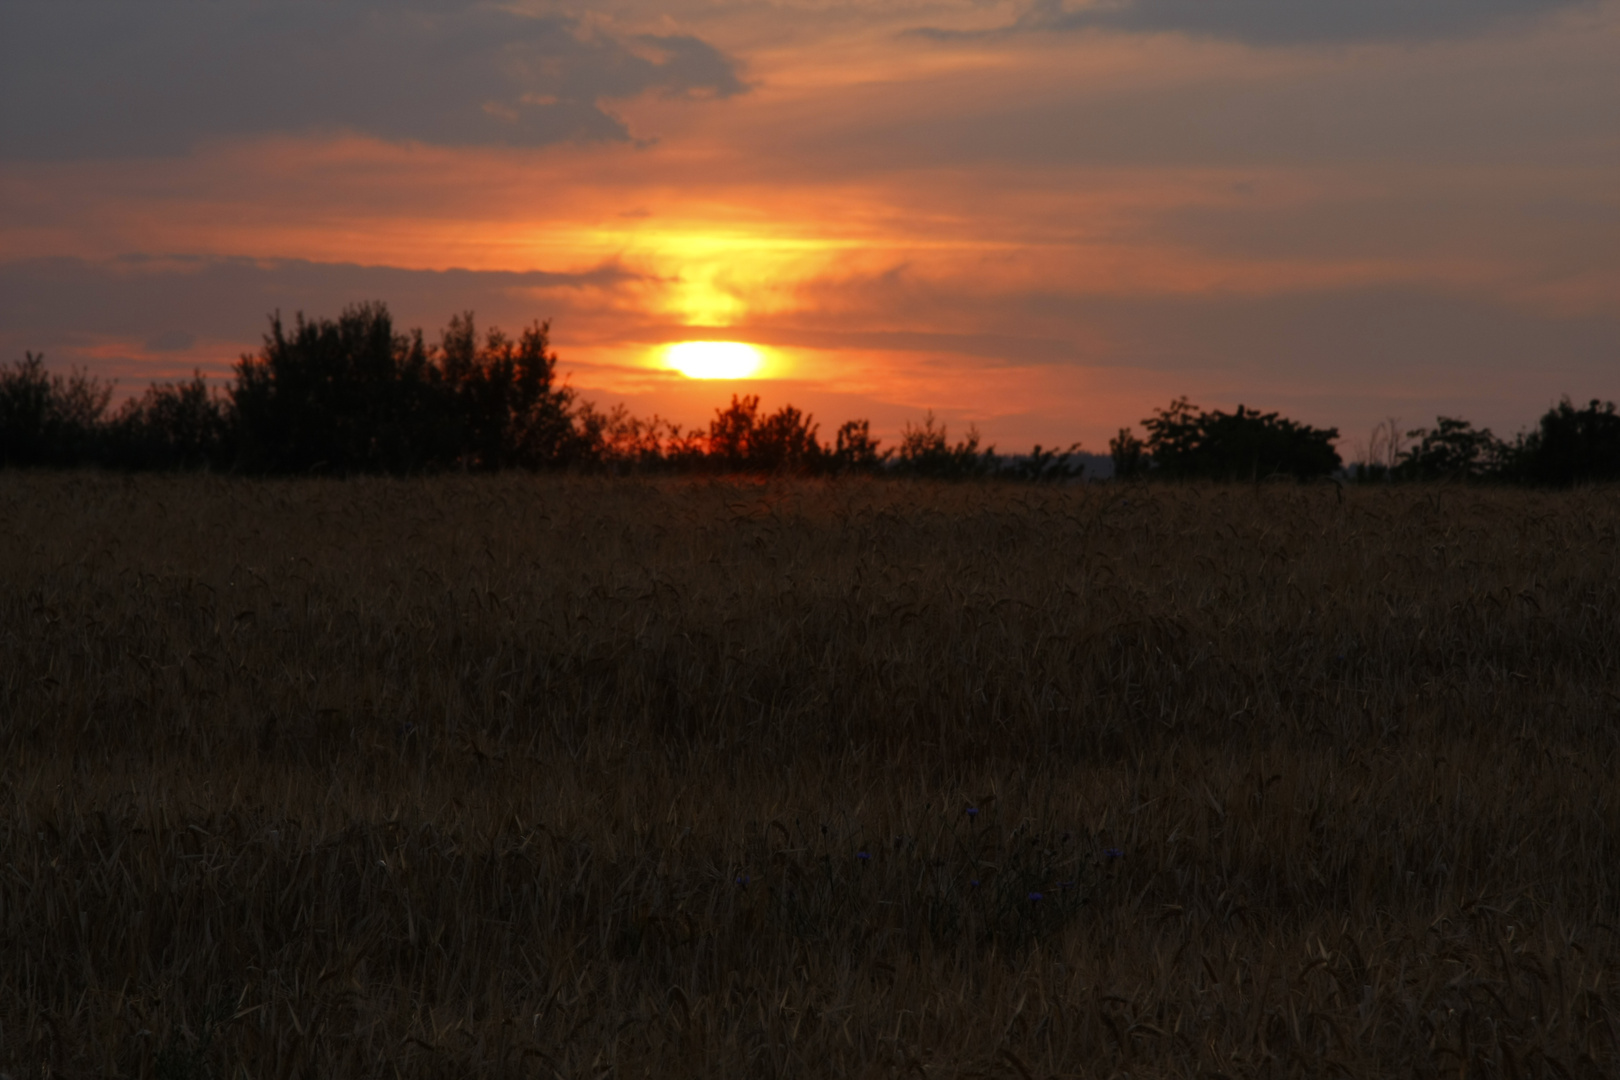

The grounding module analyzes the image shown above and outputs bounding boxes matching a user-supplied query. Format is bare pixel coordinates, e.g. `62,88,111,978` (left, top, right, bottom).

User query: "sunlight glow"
664,341,765,380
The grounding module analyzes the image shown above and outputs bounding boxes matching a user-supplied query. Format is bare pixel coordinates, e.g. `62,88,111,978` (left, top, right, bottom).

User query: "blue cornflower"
856,851,870,861
966,807,979,818
1028,892,1043,902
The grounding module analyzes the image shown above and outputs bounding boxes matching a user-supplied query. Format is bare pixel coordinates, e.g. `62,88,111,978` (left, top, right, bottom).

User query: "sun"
664,341,764,380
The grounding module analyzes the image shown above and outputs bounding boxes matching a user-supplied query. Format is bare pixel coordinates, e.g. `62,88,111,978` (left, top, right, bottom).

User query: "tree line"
1108,396,1620,486
2,302,1616,484
0,304,1084,480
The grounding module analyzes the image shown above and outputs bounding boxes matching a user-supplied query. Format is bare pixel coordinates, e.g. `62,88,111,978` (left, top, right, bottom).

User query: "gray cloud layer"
0,255,645,357
0,1,744,159
917,0,1599,45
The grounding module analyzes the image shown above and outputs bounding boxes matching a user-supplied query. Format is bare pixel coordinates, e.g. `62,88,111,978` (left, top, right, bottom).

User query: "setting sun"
664,341,765,380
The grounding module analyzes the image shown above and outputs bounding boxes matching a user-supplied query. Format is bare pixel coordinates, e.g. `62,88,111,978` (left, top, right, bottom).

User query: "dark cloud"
0,254,648,360
0,2,745,159
774,46,1619,171
913,0,1599,45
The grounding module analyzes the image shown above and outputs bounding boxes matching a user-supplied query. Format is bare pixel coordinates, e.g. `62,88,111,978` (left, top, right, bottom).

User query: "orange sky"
2,0,1617,454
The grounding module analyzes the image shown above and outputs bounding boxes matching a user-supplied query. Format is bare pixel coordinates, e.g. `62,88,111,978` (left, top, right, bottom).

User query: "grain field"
1,474,1617,1078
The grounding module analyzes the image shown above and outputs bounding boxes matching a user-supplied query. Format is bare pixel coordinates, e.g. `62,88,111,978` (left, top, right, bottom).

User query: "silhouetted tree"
1522,398,1620,486
230,303,439,473
104,373,230,470
436,313,578,470
1395,417,1509,481
704,394,826,473
832,419,887,473
0,353,112,467
1135,398,1340,480
749,403,823,473
707,394,760,470
228,303,579,474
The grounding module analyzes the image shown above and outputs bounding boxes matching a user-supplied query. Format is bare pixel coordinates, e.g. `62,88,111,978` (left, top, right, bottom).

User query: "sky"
3,0,1617,456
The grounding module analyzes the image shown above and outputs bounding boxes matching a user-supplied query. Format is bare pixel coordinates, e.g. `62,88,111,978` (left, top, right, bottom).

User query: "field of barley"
2,473,1618,1079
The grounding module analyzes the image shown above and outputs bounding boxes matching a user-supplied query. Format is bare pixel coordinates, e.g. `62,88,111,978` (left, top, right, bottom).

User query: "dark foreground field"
2,475,1618,1078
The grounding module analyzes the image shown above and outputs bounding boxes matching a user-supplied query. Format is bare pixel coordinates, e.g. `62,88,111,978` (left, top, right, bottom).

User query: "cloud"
913,0,1601,45
0,254,649,351
0,1,745,160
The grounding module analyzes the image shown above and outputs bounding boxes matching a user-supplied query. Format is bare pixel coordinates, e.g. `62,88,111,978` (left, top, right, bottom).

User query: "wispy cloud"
909,0,1601,44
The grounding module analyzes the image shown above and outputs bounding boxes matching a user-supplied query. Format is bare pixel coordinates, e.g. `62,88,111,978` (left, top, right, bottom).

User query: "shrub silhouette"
230,304,576,473
1394,417,1509,481
573,403,691,471
104,374,230,471
832,419,887,473
1132,397,1340,481
435,312,579,470
0,353,112,467
1522,397,1620,486
704,394,827,474
894,412,995,479
231,303,442,473
1384,402,1620,486
749,403,824,474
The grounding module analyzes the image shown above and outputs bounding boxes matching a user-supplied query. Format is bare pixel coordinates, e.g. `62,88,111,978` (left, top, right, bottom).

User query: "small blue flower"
735,875,750,887
1028,892,1043,902
1104,847,1124,860
969,879,980,888
856,851,870,861
966,807,979,818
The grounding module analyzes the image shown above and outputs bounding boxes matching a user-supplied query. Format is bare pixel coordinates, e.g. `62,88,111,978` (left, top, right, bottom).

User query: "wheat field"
1,473,1617,1078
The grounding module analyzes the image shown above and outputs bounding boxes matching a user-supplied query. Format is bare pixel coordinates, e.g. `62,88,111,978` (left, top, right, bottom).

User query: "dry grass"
2,473,1618,1079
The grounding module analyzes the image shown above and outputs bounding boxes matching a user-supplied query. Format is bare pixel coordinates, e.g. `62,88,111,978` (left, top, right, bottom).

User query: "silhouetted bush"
831,419,887,474
0,353,112,467
1109,428,1150,480
748,402,824,474
434,312,580,470
1393,417,1511,482
230,304,443,473
1522,398,1620,486
893,412,996,479
701,394,827,474
573,403,695,471
103,374,230,470
1127,397,1341,481
230,304,579,473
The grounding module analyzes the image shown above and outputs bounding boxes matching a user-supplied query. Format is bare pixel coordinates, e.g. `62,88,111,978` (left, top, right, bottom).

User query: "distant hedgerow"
3,304,1614,484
